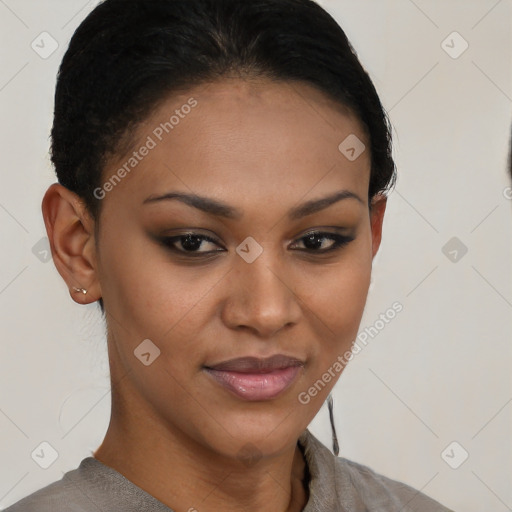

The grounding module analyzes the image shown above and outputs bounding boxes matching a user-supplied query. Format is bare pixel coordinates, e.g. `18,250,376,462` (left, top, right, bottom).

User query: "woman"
6,0,454,510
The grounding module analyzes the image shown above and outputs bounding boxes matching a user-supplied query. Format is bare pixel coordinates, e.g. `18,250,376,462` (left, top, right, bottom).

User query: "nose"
221,250,302,338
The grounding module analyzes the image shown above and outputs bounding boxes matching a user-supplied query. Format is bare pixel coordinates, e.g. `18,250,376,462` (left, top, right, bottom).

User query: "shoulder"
336,456,454,511
3,457,173,512
3,467,93,512
300,430,454,512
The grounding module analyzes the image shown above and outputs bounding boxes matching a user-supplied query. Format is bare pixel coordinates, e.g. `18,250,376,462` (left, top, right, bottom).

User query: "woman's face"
92,78,385,458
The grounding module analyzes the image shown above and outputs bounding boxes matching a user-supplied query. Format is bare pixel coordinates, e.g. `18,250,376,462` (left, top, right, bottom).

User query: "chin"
198,406,309,458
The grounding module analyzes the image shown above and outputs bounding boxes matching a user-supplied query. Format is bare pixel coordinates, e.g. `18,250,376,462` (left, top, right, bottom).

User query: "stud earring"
72,287,88,295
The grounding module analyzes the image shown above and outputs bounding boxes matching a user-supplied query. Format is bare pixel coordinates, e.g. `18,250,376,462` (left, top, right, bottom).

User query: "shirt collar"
69,429,347,511
299,429,352,511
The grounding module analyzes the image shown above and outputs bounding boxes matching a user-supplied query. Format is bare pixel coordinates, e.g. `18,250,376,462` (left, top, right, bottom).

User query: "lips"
204,354,304,401
206,354,304,373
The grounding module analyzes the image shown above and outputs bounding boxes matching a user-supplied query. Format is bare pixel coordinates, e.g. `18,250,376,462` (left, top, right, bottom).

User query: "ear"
369,194,387,259
41,183,101,305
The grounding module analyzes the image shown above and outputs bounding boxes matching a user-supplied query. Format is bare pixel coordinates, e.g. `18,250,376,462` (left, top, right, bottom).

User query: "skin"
42,78,387,512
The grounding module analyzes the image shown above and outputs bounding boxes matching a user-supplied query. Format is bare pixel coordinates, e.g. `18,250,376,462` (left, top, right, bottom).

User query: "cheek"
97,211,203,332
300,242,373,364
102,248,218,344
306,243,372,324
319,267,370,342
97,235,216,402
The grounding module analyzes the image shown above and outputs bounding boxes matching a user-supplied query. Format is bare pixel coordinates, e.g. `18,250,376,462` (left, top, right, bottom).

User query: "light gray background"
1,1,511,511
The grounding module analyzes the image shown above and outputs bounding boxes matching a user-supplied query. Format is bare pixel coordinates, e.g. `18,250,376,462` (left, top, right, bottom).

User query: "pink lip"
204,355,304,401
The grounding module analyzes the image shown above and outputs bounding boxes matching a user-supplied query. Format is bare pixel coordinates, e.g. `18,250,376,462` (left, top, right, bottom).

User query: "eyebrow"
143,189,363,220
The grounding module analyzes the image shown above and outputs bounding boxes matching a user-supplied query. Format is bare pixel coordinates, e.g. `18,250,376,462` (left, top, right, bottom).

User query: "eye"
159,230,354,258
290,231,354,253
160,233,224,256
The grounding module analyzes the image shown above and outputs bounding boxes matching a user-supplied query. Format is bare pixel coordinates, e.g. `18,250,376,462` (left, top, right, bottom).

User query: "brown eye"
161,233,225,256
291,232,354,252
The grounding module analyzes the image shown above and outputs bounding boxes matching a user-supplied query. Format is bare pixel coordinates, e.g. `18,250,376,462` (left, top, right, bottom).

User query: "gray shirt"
5,430,453,511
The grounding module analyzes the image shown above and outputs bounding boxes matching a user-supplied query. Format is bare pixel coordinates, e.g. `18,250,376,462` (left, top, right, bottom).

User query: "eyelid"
159,232,225,257
298,226,351,237
291,225,354,242
159,228,354,257
289,231,354,252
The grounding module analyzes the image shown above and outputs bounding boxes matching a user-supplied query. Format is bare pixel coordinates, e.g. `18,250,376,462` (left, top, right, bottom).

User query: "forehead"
101,78,371,212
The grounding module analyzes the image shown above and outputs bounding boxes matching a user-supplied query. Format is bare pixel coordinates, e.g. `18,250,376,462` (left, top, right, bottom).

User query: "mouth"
203,354,305,401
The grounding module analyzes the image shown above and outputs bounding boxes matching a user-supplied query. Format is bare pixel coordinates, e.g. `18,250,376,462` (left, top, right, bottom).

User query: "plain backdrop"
1,1,511,510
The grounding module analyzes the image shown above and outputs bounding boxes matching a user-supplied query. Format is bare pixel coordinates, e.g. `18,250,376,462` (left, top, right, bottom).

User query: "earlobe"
369,194,387,259
41,183,100,304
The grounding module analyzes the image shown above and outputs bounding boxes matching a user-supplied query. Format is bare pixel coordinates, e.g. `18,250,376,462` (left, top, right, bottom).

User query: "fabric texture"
5,429,453,511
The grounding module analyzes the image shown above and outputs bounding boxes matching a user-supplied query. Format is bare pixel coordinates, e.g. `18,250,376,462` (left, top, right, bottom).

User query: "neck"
93,389,309,512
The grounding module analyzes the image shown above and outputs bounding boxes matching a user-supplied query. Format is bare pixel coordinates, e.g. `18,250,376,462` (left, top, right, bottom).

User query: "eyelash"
160,231,354,258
